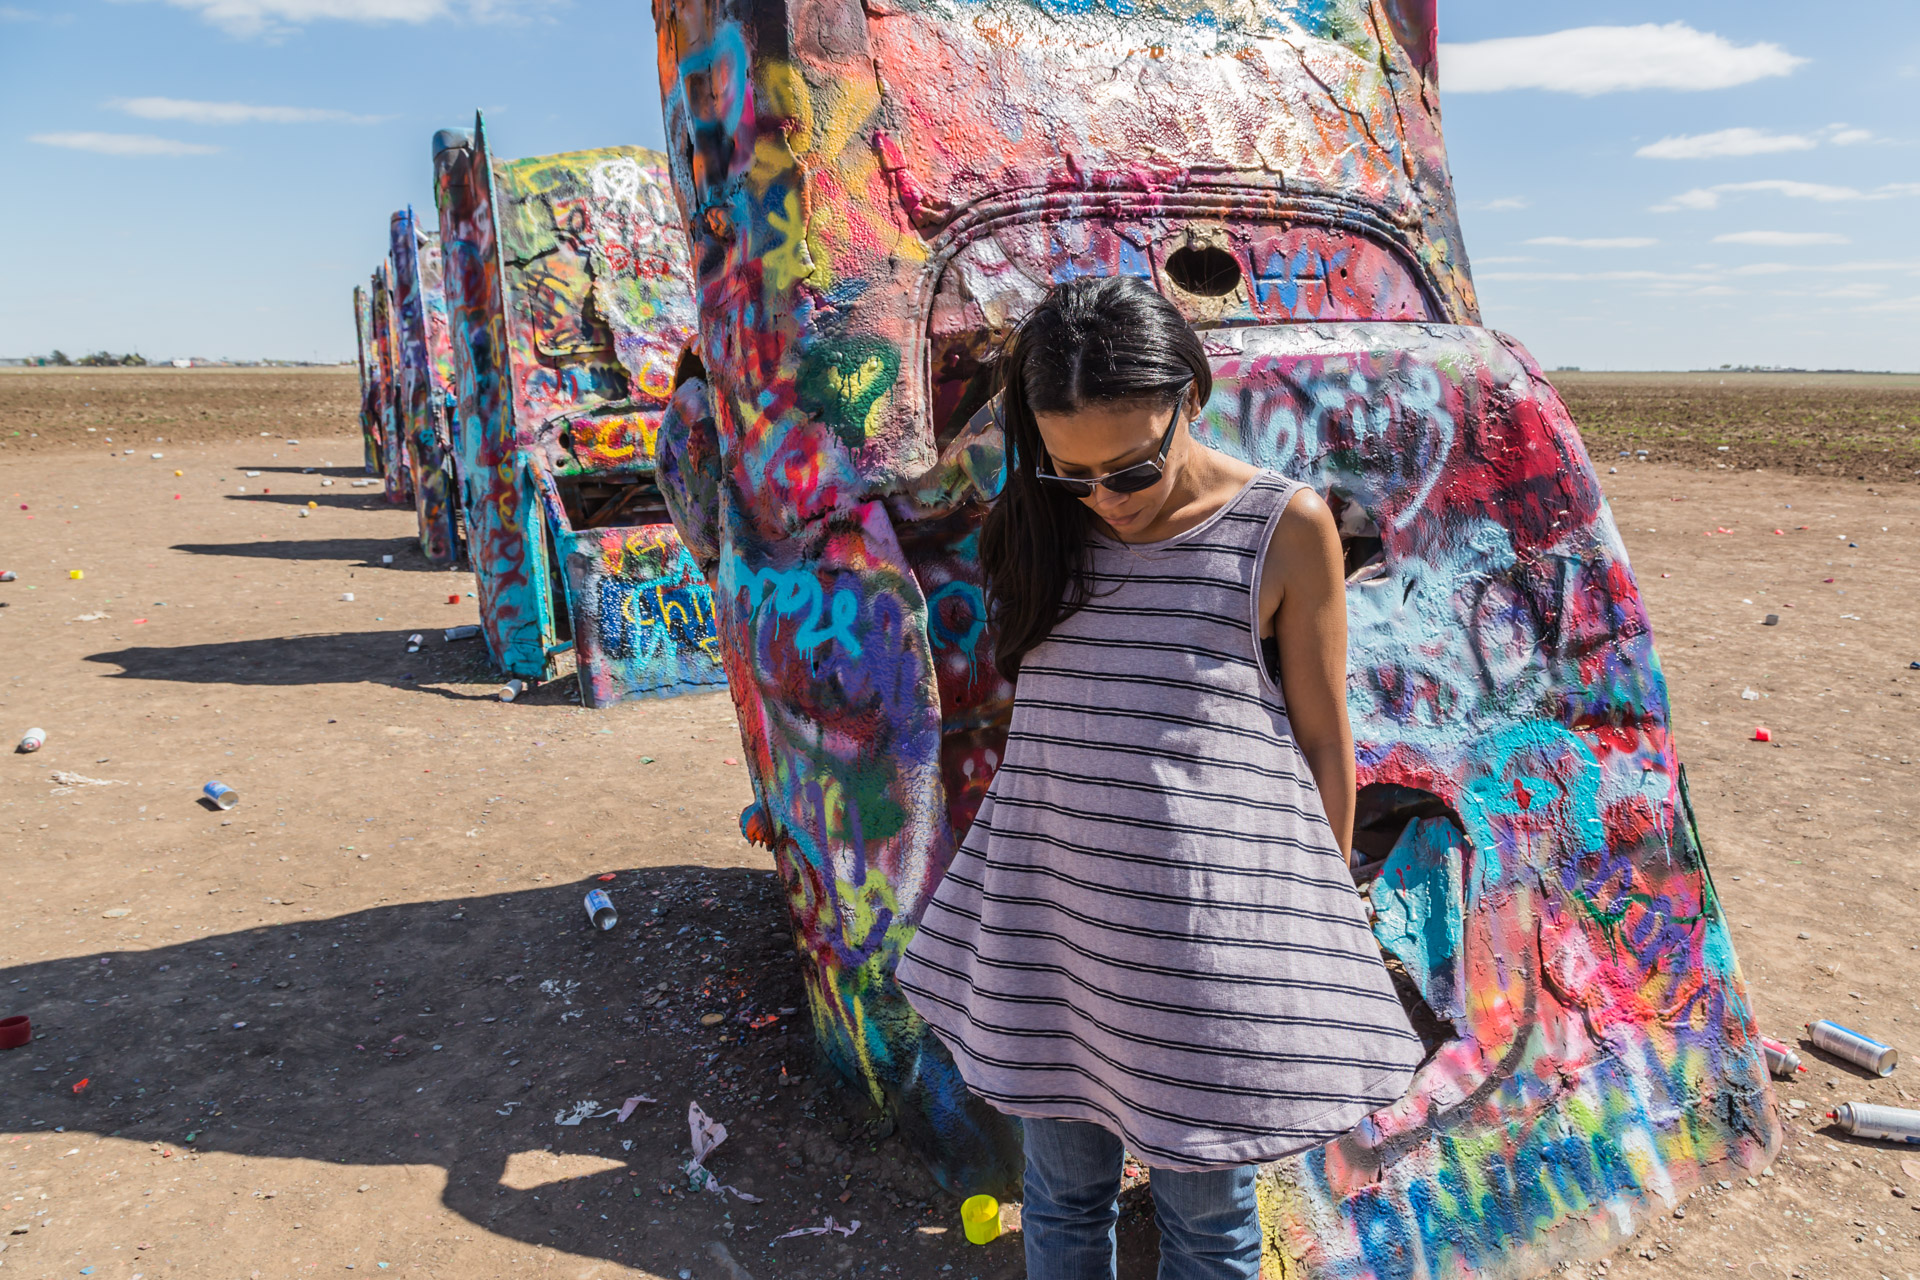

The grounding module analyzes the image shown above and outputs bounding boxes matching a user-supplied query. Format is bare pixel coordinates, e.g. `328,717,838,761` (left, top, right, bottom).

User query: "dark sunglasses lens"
1039,475,1097,497
1103,463,1163,495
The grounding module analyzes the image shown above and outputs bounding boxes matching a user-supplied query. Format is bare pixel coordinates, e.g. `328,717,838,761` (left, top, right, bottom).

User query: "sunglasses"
1034,386,1191,498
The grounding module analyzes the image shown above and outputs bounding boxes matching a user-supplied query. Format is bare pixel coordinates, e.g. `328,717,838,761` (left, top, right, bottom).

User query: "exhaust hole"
1164,245,1243,297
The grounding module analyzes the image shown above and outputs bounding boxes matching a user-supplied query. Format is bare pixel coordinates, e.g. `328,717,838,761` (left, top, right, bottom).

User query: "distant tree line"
36,350,148,367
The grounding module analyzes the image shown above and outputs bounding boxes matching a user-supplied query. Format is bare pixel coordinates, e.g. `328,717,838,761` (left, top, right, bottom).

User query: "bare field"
1550,369,1920,483
0,366,360,456
1,371,1918,1280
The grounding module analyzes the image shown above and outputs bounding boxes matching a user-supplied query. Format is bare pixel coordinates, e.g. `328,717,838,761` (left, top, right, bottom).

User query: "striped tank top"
896,471,1422,1170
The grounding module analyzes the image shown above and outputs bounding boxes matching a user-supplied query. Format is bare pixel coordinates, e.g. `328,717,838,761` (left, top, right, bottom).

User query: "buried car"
431,118,724,706
389,208,465,565
650,0,1782,1275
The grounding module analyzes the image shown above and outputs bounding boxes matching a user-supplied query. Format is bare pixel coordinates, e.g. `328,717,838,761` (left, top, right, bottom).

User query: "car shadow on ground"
224,492,399,512
171,537,455,571
242,466,372,477
84,632,500,699
0,869,1031,1280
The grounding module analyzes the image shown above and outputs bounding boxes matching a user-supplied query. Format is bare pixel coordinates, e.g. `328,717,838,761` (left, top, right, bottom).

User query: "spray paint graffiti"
390,209,464,564
651,0,1779,1272
351,284,383,476
432,119,723,706
365,260,414,505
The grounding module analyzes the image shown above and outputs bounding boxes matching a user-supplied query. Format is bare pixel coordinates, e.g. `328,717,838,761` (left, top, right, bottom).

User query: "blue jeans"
1021,1117,1262,1280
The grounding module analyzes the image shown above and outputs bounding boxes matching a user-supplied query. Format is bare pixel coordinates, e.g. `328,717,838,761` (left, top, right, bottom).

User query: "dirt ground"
1,369,1918,1280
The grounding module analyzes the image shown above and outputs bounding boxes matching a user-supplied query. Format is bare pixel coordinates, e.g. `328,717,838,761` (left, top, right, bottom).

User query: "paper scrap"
682,1101,762,1203
554,1099,618,1126
617,1095,656,1122
772,1215,861,1243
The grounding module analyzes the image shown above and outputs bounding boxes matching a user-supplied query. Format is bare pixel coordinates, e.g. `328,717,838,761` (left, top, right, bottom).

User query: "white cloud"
1439,23,1804,96
1526,236,1659,249
1473,255,1540,265
133,0,545,37
1653,179,1884,211
1636,128,1815,160
1480,197,1531,212
1828,126,1875,146
1478,270,1709,283
113,96,382,124
1713,230,1850,247
1813,282,1890,299
29,131,220,156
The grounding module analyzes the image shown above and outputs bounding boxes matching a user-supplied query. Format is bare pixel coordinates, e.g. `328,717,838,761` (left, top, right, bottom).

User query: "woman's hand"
1260,488,1356,858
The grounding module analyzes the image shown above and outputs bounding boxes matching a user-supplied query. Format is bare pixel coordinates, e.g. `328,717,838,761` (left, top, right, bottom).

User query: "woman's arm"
1263,489,1356,858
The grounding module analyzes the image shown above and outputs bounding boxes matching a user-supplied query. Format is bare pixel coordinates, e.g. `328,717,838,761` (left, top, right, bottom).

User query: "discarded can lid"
444,625,480,642
447,593,461,604
1762,614,1780,626
0,1014,30,1050
1807,1019,1898,1077
961,1194,1002,1245
584,888,618,931
18,728,46,754
382,554,394,565
1752,726,1772,742
499,678,525,703
406,633,424,652
69,569,83,580
203,781,239,811
340,592,355,602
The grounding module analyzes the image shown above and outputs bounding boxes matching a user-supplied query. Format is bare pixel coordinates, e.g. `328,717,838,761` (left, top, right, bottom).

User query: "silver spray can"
583,889,617,931
499,678,525,702
1760,1036,1803,1078
406,633,424,652
1829,1102,1920,1145
1807,1020,1898,1077
444,624,480,642
18,727,46,753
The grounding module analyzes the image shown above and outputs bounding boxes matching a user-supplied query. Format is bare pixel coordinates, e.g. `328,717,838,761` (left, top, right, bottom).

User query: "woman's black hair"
981,273,1212,677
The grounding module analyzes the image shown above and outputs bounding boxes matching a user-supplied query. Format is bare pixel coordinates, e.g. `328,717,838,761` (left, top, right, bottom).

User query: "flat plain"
1,367,1916,1280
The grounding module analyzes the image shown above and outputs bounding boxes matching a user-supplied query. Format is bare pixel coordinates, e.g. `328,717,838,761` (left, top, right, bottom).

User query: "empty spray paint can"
444,625,480,642
1760,1036,1804,1078
499,679,525,703
406,633,424,653
584,889,617,931
18,728,46,753
0,570,15,582
203,781,239,810
1807,1020,1898,1076
1828,1102,1920,1145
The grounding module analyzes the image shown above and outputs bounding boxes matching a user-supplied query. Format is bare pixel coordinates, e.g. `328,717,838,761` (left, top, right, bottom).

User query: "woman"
895,275,1421,1279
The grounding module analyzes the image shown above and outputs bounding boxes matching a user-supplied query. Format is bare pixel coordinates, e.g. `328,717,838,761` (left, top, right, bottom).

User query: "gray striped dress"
896,472,1422,1171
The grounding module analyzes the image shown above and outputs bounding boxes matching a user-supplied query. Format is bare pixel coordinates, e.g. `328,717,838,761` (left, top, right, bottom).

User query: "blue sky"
0,0,1914,369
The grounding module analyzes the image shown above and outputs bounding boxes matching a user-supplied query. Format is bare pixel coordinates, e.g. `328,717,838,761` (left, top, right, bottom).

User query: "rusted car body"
431,118,724,706
389,209,464,564
650,0,1782,1274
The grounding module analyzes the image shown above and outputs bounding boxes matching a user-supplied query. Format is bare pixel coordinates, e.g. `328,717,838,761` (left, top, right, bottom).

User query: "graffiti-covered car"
650,0,1782,1274
365,259,414,506
431,117,724,707
351,283,382,477
389,209,464,565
